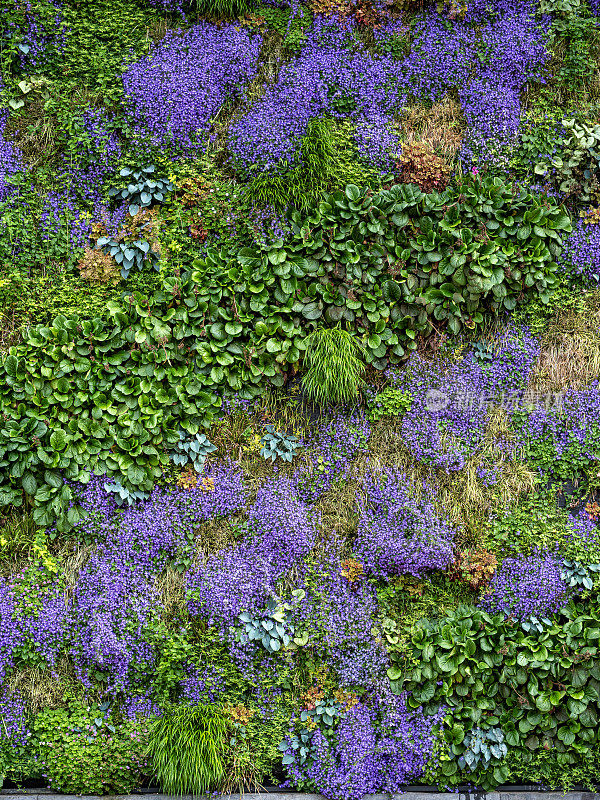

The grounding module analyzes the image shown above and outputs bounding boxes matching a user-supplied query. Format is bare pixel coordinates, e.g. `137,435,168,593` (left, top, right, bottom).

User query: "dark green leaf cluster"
388,602,600,789
535,119,600,204
0,311,220,529
194,175,570,372
0,177,570,529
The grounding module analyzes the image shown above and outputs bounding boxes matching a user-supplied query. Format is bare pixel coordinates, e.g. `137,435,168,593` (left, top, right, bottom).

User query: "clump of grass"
529,289,600,392
243,116,379,212
147,704,228,795
302,327,366,406
399,95,464,163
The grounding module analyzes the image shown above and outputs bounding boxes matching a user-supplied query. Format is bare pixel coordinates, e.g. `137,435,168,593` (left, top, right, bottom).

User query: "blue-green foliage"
560,559,600,590
108,166,174,217
170,431,216,474
260,425,301,463
278,694,347,767
103,479,150,506
473,341,494,364
238,597,296,653
95,236,158,279
458,727,507,772
521,615,553,634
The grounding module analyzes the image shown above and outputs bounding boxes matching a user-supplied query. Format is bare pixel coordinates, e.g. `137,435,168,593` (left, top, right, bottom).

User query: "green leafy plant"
260,425,302,463
171,431,217,473
0,309,221,530
108,166,174,218
95,236,158,280
560,559,600,590
535,119,600,204
388,602,600,789
522,615,553,634
0,176,572,529
32,701,150,795
147,704,228,795
367,386,412,422
302,327,365,406
242,117,380,212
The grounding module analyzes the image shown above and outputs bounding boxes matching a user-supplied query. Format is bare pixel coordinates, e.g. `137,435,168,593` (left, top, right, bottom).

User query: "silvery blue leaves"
170,431,216,474
457,727,507,772
108,165,173,218
103,479,150,506
521,615,553,634
238,596,296,653
95,236,158,280
260,425,301,463
560,559,600,590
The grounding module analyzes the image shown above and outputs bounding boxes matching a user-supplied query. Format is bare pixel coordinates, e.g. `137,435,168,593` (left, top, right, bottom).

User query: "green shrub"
484,494,600,563
33,701,150,795
0,308,221,530
302,327,365,406
147,704,228,794
388,602,600,790
367,386,412,422
0,176,572,529
535,118,600,204
242,117,380,212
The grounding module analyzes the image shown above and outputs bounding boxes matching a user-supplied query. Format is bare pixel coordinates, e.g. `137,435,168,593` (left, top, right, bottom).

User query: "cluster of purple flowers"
282,687,442,800
355,469,455,578
180,663,227,706
297,413,371,503
228,17,402,174
480,551,568,619
122,23,261,153
294,554,386,687
186,476,316,627
0,77,24,204
515,381,600,474
388,325,540,471
0,464,246,702
556,216,600,285
0,565,68,682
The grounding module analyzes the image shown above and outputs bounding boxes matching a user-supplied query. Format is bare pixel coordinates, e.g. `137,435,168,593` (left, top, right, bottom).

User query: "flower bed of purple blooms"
2,0,600,794
0,319,600,795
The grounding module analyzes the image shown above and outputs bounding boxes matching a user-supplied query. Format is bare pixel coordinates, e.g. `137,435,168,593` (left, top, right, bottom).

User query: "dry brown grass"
529,290,600,393
399,96,465,162
7,659,83,714
154,565,187,622
0,309,24,353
